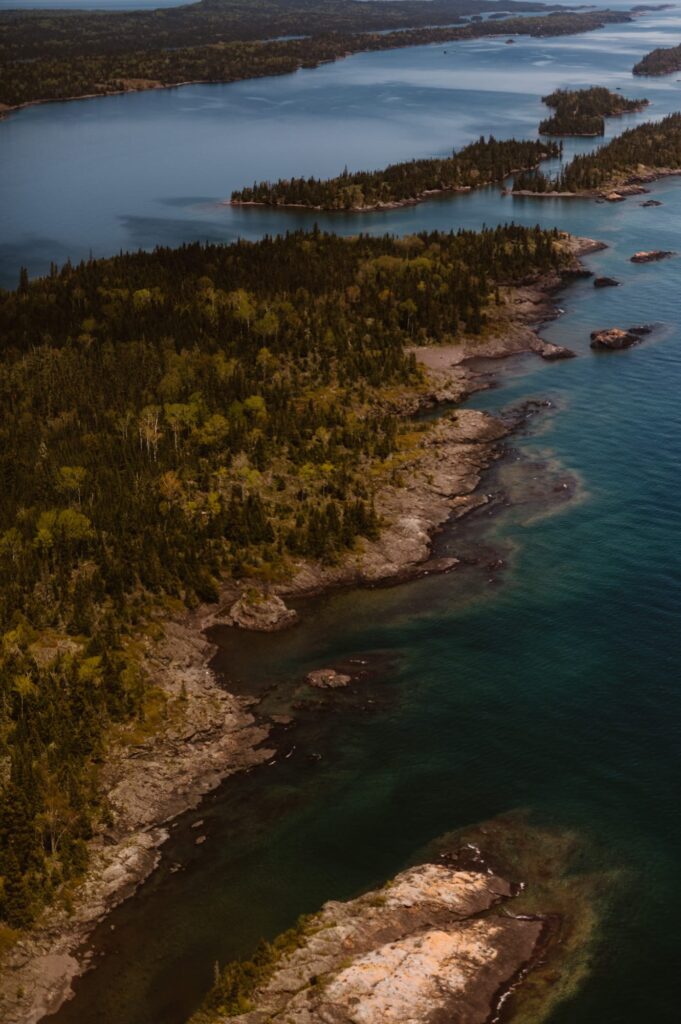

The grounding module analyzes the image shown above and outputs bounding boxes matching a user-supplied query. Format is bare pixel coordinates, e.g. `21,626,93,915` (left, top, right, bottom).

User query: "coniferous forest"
633,42,681,76
0,226,567,930
231,137,561,209
514,112,681,193
538,87,648,137
0,6,631,110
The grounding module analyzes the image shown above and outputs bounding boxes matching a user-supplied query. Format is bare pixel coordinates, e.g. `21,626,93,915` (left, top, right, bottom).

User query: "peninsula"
0,5,633,113
230,136,561,210
633,41,681,75
0,226,601,1023
192,816,606,1024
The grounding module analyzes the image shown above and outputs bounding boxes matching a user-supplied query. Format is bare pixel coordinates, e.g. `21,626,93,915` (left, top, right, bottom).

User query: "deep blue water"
4,7,681,1024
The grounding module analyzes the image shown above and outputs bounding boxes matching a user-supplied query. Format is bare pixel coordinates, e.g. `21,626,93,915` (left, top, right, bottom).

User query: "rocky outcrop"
200,862,544,1024
227,591,298,631
590,327,643,350
594,276,619,288
530,338,576,360
307,668,352,689
630,249,676,263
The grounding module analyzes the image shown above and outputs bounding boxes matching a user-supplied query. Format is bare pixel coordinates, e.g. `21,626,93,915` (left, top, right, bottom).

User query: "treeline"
0,10,632,110
633,42,681,76
0,0,551,62
538,86,648,137
514,112,681,192
0,226,567,929
231,136,561,210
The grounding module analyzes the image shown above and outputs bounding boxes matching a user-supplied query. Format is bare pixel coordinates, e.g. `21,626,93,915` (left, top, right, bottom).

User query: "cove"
8,7,681,1024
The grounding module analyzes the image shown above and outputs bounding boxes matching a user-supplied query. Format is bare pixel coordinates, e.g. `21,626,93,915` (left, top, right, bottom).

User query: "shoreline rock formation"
630,249,676,263
196,863,545,1024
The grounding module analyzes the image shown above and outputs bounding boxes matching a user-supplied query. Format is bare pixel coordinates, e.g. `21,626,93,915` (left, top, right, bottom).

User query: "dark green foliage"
231,136,561,209
633,42,681,76
0,7,631,109
538,87,647,137
0,0,551,61
0,225,566,928
514,112,681,192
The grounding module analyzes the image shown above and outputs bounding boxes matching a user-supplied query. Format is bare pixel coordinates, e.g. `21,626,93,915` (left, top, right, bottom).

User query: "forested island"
0,225,571,935
633,42,681,75
514,112,681,194
230,136,561,210
0,5,632,111
538,86,648,137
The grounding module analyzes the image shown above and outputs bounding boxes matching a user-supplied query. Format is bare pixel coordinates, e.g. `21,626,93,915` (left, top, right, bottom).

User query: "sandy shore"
0,235,603,1024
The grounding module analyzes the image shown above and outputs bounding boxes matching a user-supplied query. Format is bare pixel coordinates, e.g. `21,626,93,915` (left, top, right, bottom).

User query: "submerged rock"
593,276,620,288
228,591,298,631
640,199,662,207
630,249,675,263
629,323,654,336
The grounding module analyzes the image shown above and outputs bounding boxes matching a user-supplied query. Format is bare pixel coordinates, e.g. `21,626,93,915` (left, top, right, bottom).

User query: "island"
513,111,681,196
538,86,648,137
0,4,633,114
633,41,681,75
0,225,602,1023
230,136,561,210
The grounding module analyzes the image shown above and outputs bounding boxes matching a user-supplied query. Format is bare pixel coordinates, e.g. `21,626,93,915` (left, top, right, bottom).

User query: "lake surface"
5,6,681,1024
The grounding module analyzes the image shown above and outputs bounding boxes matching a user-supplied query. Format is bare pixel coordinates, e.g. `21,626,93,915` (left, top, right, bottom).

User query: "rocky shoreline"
0,235,603,1024
513,166,681,203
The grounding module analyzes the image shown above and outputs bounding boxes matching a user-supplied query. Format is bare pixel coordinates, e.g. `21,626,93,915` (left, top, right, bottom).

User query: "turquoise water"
4,7,680,1024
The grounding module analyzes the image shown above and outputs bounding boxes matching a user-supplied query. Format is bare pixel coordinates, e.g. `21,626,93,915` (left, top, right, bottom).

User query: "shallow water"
6,7,681,1024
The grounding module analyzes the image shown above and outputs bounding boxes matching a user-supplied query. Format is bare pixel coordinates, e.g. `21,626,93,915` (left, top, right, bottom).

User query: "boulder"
307,668,352,689
593,276,619,288
589,327,639,350
640,199,662,207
